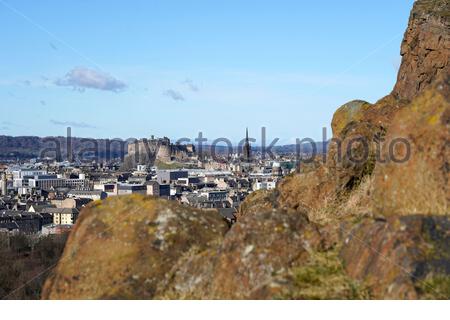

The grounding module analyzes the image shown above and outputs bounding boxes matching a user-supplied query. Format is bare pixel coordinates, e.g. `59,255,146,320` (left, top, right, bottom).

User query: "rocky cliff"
392,0,449,101
43,0,450,299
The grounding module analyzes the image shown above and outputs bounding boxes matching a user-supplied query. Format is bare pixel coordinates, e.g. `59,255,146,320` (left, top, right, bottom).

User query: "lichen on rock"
42,195,228,299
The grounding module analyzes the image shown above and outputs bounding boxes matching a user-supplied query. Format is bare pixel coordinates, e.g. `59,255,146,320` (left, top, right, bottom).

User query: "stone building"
127,136,195,165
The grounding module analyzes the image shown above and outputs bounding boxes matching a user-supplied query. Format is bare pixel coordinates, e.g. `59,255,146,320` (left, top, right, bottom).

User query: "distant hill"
0,135,327,161
0,135,129,161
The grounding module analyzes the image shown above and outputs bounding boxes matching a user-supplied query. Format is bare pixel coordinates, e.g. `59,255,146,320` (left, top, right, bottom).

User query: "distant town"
0,130,304,235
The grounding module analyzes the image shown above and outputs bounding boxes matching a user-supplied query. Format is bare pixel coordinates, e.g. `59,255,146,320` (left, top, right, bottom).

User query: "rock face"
238,189,279,218
276,163,338,223
43,198,326,299
42,195,228,299
341,215,450,299
269,0,450,222
202,210,321,299
327,95,407,197
392,0,449,101
44,0,450,300
372,82,450,216
155,210,324,299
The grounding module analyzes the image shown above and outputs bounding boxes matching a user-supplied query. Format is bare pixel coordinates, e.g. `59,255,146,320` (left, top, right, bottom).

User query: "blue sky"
0,0,414,143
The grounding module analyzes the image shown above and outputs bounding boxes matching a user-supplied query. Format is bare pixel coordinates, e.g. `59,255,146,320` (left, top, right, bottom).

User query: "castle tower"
156,144,171,162
243,128,252,162
156,138,172,162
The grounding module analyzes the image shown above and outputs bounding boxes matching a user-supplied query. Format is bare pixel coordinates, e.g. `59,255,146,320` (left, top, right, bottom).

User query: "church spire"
243,128,251,162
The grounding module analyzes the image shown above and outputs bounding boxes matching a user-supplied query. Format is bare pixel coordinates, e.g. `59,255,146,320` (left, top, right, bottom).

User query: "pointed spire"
243,127,251,162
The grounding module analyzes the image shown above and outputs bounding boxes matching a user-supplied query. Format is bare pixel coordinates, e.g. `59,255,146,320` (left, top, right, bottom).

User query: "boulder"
205,210,322,299
156,209,323,299
327,95,407,193
340,215,450,299
42,195,228,299
331,100,371,138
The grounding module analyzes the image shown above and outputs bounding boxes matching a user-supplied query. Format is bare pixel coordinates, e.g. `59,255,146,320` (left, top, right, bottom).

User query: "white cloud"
55,67,126,92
